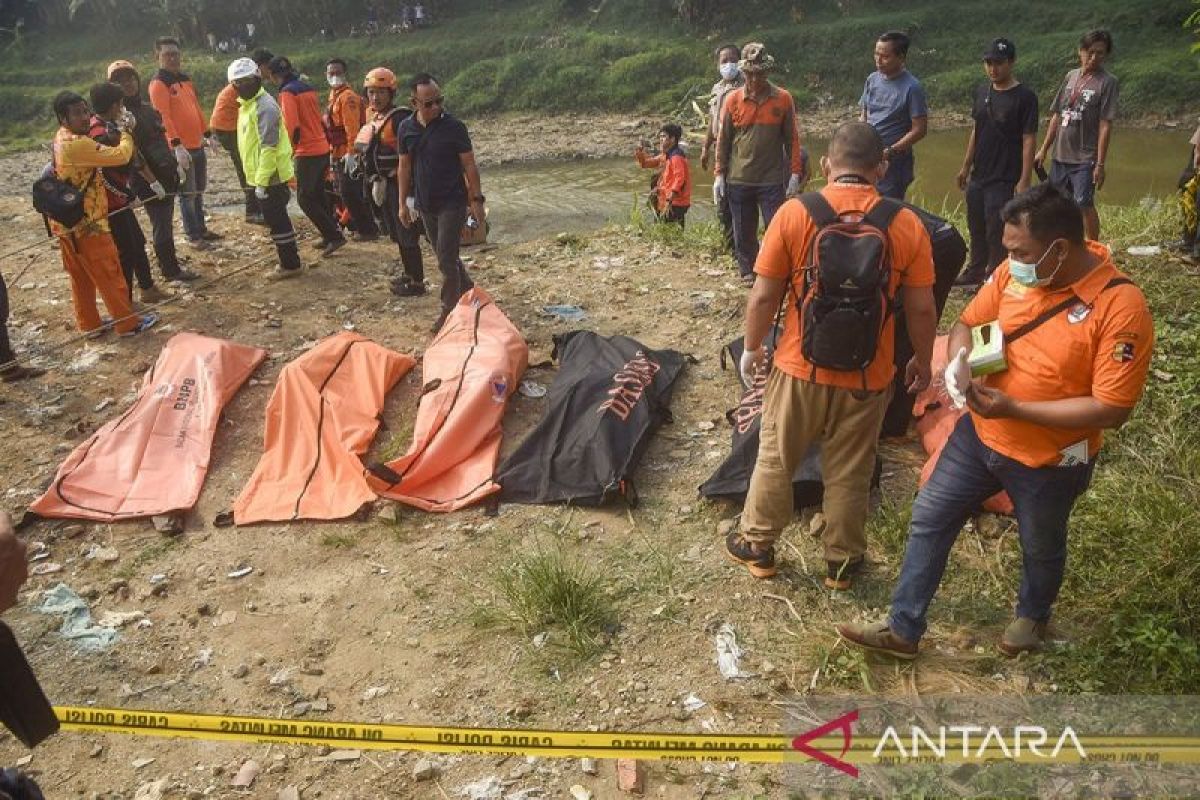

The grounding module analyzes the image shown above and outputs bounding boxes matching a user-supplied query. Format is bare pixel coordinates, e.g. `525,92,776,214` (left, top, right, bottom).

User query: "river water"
482,127,1193,243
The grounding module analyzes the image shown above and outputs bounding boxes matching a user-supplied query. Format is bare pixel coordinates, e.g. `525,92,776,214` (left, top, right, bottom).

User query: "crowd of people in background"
1,24,1160,669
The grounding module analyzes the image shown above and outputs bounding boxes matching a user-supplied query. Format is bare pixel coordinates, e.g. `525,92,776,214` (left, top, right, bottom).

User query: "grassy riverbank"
1,0,1195,150
628,197,1200,694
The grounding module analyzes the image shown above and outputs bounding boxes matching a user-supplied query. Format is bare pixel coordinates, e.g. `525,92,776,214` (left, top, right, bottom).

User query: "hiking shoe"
268,266,303,281
321,238,348,258
724,530,777,578
836,620,918,660
200,230,223,241
1165,237,1193,252
352,231,379,242
824,557,865,590
168,269,201,283
119,312,160,337
0,363,46,382
139,285,168,304
390,276,427,297
187,238,213,251
998,617,1047,657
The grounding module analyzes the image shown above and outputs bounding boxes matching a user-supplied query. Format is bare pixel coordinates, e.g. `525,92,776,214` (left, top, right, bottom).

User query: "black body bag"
497,330,685,507
699,333,881,508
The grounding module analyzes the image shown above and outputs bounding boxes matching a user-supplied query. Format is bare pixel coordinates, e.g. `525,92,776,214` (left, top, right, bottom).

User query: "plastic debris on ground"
518,380,547,399
37,583,120,651
715,622,756,679
1127,245,1162,256
539,304,587,322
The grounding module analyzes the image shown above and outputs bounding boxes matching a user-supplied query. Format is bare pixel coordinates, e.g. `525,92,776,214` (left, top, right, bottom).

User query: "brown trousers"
740,369,890,563
60,232,136,335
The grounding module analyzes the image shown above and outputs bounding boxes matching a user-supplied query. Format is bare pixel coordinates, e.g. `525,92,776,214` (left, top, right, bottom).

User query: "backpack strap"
1006,277,1133,345
860,196,903,233
797,192,838,229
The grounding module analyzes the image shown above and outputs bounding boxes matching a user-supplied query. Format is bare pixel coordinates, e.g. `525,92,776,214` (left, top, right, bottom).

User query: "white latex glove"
148,180,166,200
342,153,358,175
371,177,386,207
119,109,137,133
739,345,764,387
786,173,801,196
205,135,220,155
945,346,971,409
254,185,268,200
712,175,726,205
174,145,192,172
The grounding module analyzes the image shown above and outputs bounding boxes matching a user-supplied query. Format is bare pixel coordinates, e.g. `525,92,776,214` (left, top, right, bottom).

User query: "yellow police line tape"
54,707,1200,768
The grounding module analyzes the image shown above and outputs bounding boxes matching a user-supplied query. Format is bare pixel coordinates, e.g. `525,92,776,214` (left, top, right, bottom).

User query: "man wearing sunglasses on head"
397,73,482,332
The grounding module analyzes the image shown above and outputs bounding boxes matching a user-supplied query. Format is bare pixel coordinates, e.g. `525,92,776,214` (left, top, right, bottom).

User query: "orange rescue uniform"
634,146,692,212
959,244,1153,467
209,83,240,133
279,76,330,158
326,84,366,159
754,183,934,391
147,69,206,149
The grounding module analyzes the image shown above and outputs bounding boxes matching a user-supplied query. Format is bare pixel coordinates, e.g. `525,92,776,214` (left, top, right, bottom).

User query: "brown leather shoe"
998,617,1047,657
836,620,918,660
724,531,777,578
824,557,865,590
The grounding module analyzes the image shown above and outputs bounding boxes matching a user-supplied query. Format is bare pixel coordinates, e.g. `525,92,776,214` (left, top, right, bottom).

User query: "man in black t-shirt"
397,73,484,331
954,38,1038,288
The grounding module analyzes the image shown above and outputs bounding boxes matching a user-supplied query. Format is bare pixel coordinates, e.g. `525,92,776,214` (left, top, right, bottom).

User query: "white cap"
227,57,258,83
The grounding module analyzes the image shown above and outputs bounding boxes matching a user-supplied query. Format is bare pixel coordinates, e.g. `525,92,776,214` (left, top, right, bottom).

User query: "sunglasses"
416,96,445,109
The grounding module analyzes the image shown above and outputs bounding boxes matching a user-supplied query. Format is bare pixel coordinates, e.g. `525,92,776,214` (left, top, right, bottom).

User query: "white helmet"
227,57,258,82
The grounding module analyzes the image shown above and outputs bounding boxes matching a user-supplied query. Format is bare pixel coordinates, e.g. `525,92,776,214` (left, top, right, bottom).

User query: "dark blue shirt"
398,111,473,213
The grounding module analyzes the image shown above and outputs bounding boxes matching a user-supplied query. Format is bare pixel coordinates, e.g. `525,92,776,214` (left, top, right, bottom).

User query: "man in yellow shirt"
50,91,158,337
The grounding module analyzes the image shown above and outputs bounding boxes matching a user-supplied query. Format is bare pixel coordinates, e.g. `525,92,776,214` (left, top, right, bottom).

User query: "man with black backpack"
838,184,1152,659
726,121,936,589
353,67,425,297
45,91,159,337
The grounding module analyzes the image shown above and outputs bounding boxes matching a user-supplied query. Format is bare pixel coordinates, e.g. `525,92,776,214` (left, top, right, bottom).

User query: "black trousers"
216,129,259,218
130,174,182,279
259,184,301,271
965,180,1015,278
0,271,14,367
295,155,343,243
422,204,475,313
663,204,688,227
109,206,155,293
377,179,424,284
883,229,968,437
336,160,378,236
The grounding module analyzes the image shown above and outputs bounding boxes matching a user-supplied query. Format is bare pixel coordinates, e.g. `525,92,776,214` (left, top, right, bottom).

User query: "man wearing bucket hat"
713,42,805,284
228,57,302,279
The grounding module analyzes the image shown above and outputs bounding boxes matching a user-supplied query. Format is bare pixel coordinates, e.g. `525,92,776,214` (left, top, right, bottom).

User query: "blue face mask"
719,63,740,81
1009,241,1063,288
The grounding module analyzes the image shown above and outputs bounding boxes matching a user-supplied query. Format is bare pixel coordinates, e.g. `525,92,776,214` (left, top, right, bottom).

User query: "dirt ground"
0,128,1038,800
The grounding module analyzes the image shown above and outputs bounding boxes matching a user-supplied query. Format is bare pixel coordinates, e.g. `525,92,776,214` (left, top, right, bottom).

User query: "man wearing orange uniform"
325,58,378,241
267,56,345,257
49,91,159,338
838,183,1153,659
726,122,936,588
210,80,261,224
148,36,220,248
633,122,691,226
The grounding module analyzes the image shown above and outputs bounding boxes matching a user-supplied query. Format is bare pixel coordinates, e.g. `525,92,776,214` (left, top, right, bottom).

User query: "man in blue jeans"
837,184,1152,658
860,30,928,200
712,43,805,283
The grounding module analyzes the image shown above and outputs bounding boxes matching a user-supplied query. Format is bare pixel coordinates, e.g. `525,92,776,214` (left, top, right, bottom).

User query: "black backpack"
362,108,403,177
32,162,96,230
795,192,902,379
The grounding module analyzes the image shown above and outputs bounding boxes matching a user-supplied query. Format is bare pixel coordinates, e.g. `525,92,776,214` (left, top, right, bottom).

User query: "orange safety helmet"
363,67,397,91
106,60,138,80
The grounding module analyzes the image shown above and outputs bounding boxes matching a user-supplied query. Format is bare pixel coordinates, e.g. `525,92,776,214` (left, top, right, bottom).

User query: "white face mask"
719,63,740,81
327,74,346,88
